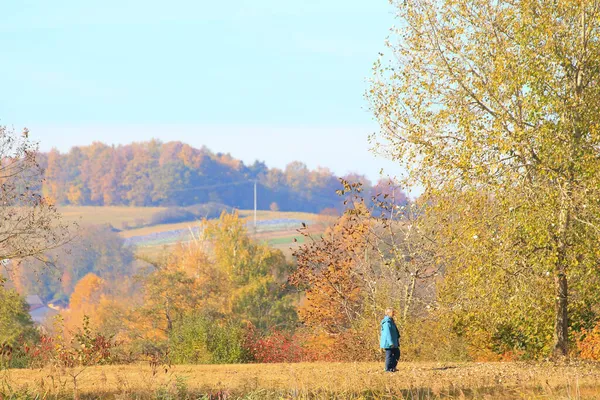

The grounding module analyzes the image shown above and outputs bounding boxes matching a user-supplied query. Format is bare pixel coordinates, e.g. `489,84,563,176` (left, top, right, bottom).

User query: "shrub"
243,326,327,363
324,329,380,362
245,327,305,363
11,334,54,369
169,315,211,364
4,316,121,369
207,320,251,364
169,315,251,364
52,315,120,368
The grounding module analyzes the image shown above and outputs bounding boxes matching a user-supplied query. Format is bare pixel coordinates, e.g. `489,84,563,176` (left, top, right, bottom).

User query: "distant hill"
37,140,390,213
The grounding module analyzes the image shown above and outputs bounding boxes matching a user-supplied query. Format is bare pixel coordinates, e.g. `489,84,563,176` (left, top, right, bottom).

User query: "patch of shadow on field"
429,365,458,371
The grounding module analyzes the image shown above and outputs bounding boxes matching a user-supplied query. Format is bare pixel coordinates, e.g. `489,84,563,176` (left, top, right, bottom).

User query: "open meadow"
58,206,167,228
3,362,600,399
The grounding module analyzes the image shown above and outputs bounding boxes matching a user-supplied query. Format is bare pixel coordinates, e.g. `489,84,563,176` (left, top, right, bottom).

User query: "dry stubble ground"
3,361,600,399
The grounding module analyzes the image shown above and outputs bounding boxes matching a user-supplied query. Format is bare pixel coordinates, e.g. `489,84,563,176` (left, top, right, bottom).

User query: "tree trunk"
165,297,173,332
553,270,569,359
553,202,571,359
402,275,416,325
552,5,586,360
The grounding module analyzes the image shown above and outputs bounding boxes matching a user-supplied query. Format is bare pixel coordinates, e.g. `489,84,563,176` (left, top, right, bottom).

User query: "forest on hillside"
37,141,406,213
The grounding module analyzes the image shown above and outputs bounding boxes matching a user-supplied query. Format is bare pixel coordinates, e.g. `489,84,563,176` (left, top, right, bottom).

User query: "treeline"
38,140,404,212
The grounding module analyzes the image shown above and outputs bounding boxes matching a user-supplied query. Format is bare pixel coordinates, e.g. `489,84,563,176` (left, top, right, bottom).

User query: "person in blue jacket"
380,308,400,372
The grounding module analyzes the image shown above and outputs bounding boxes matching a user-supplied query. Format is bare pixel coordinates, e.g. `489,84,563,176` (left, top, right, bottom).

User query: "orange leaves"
291,209,370,335
576,323,600,360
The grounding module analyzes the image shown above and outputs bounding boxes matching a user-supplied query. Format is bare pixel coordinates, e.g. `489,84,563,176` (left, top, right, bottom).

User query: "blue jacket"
380,316,400,349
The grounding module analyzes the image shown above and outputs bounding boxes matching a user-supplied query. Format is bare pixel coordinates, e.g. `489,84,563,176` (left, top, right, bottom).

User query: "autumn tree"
43,148,65,204
291,181,438,359
63,273,104,334
371,179,408,210
370,0,600,357
202,211,297,330
139,264,202,336
291,210,368,335
0,126,72,351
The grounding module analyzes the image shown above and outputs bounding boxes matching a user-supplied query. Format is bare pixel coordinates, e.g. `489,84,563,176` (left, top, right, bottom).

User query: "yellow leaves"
62,273,106,336
68,273,104,312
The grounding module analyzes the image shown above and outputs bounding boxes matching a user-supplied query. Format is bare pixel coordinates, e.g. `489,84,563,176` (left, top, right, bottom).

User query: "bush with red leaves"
244,325,318,363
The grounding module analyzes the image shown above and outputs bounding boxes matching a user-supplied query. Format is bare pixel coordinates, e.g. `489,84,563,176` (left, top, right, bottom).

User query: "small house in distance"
26,295,59,325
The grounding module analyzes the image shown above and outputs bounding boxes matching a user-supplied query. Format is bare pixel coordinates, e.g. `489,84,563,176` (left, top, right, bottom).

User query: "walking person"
380,308,400,372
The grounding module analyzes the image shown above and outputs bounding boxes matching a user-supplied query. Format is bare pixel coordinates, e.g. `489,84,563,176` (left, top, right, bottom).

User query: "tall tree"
63,273,104,334
369,0,600,357
43,148,65,204
202,212,297,330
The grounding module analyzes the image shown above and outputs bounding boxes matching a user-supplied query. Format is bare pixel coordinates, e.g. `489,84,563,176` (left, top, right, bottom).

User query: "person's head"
385,308,395,318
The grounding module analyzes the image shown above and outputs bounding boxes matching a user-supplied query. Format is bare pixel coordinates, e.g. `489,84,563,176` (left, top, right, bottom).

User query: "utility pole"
253,180,257,234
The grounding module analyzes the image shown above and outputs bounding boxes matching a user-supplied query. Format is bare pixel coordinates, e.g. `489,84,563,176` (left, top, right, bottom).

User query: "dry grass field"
59,206,323,229
58,206,166,228
2,361,600,399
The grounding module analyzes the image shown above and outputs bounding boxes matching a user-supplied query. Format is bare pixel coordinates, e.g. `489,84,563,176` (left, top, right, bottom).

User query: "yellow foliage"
63,273,104,335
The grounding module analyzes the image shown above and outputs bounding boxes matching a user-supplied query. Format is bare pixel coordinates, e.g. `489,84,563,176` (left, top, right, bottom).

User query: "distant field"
3,362,599,399
121,210,329,253
266,234,307,246
121,210,323,238
58,206,332,261
60,206,325,231
58,205,166,228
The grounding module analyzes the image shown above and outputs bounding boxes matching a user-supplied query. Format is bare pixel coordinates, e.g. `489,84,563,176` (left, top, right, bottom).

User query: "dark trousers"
385,347,400,371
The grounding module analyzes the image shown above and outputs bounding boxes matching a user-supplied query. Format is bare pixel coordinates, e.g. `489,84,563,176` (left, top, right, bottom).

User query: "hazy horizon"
1,1,404,187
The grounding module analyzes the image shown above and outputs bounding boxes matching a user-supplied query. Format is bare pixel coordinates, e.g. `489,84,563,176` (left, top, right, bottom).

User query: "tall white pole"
253,180,257,233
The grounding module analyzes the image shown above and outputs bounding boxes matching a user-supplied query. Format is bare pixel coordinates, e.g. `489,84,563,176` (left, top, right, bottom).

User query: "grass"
2,361,600,399
266,235,306,246
58,206,166,228
59,206,322,230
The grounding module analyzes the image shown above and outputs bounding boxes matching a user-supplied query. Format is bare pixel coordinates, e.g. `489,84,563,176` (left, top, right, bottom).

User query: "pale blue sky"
0,0,404,184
